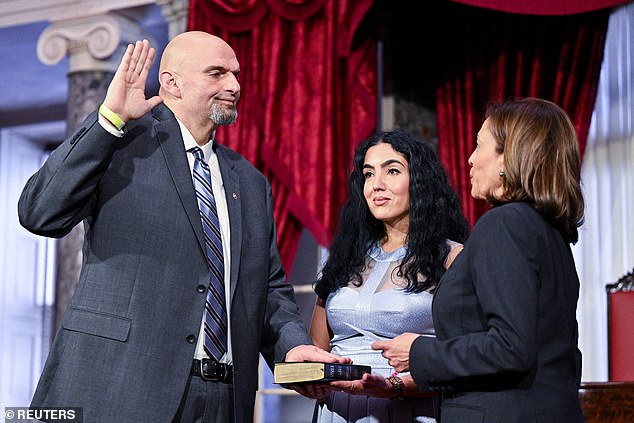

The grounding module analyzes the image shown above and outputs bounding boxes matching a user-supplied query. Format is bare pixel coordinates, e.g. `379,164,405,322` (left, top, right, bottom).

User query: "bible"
273,362,371,384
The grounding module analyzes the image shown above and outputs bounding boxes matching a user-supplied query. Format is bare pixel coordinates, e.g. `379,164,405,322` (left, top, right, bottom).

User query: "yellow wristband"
99,104,126,130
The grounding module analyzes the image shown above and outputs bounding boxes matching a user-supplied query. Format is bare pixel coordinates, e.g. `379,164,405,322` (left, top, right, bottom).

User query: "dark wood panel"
579,382,634,423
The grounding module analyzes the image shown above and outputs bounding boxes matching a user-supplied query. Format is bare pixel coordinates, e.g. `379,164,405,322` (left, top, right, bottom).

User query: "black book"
273,362,371,384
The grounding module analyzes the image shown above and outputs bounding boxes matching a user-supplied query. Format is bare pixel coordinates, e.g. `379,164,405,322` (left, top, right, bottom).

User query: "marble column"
157,0,189,39
37,14,144,330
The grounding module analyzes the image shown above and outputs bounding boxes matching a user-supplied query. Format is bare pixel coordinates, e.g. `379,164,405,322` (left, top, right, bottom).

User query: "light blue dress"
313,243,437,423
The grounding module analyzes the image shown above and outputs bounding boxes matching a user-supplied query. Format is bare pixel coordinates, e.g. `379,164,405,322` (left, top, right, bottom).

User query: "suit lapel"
152,105,207,256
216,145,242,302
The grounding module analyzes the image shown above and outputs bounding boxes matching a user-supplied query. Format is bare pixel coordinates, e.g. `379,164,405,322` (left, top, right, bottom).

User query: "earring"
499,171,505,177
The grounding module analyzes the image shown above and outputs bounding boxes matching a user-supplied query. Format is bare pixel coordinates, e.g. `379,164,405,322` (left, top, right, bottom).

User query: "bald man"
19,32,347,423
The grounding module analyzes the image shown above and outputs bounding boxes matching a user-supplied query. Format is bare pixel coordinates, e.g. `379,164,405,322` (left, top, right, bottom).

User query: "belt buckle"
199,359,216,382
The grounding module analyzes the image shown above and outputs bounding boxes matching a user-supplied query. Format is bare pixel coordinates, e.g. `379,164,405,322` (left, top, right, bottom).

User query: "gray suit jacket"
410,202,583,423
18,104,312,423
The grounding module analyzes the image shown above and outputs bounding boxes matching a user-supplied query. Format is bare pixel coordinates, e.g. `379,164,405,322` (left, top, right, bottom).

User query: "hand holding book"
328,372,401,398
273,362,371,384
280,345,356,400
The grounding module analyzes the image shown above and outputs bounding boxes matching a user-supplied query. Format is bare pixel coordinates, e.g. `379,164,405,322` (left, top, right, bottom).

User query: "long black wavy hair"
315,130,470,300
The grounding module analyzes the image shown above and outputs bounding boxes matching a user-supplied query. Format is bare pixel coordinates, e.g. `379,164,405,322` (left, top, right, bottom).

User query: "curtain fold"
188,0,377,270
435,2,609,225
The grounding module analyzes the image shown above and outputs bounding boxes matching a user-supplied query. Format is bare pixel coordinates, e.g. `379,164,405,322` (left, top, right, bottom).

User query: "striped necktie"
190,147,227,361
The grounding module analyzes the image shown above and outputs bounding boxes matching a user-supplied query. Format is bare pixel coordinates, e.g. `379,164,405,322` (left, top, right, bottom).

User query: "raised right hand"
102,39,163,123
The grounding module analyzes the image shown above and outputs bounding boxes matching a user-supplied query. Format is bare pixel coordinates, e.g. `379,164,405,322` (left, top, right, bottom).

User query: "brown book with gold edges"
273,362,371,384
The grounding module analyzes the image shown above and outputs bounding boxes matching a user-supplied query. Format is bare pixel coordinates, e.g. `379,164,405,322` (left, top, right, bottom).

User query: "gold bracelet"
99,104,126,130
387,375,405,400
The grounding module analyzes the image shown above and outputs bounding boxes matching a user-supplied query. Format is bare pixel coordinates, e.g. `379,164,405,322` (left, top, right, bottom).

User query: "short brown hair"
485,97,584,243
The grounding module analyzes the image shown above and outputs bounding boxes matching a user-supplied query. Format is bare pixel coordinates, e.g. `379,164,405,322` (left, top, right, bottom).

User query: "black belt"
191,359,233,384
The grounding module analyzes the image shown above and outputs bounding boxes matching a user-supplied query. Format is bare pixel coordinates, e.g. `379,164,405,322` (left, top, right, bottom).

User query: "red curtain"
436,1,610,225
187,0,377,270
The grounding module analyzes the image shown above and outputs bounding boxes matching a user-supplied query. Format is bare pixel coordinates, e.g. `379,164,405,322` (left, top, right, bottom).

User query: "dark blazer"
410,202,583,423
18,104,311,423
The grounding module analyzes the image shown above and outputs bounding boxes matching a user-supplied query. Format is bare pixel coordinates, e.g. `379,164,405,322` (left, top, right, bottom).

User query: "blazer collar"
216,144,241,301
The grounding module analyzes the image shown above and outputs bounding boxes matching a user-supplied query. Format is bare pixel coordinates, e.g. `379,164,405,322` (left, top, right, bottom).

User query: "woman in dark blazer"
373,97,585,422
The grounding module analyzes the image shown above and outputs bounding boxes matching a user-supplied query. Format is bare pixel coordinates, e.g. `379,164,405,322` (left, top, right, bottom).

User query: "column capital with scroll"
36,13,145,73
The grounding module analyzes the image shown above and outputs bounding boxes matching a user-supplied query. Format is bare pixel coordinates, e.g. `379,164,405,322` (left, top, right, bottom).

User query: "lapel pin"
232,193,238,200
